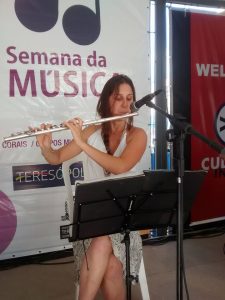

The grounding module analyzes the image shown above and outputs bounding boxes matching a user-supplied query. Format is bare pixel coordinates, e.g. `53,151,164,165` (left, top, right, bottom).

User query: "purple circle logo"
0,191,17,254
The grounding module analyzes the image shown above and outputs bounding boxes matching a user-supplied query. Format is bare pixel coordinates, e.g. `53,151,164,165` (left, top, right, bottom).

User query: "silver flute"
3,112,138,142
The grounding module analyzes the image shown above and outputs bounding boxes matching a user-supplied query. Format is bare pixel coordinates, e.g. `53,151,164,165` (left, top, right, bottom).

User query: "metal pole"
155,0,167,169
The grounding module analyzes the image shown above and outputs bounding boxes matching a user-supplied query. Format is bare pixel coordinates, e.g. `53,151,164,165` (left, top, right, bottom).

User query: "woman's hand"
31,123,53,150
63,117,84,148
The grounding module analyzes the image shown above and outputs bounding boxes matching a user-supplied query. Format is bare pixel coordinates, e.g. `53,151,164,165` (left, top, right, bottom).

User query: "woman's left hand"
63,117,84,147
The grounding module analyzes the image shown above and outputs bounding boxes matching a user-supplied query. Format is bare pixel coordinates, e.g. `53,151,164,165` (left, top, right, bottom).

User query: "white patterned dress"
72,128,143,284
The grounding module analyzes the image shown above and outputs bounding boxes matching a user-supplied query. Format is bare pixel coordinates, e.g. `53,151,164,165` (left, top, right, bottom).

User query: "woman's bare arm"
38,125,96,165
76,127,147,174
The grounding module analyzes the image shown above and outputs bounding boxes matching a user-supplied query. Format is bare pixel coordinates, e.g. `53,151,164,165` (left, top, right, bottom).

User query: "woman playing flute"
37,74,147,300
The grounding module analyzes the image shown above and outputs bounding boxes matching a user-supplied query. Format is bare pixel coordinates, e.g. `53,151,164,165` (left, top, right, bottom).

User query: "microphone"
131,89,162,111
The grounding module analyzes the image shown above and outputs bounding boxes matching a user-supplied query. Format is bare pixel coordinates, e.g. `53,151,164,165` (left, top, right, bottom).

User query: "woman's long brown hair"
96,74,136,154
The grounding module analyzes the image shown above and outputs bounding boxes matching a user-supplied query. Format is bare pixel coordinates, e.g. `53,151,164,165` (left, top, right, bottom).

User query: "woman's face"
109,83,134,116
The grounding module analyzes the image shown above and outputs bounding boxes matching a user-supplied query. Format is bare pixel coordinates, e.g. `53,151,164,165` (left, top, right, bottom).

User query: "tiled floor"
0,233,225,300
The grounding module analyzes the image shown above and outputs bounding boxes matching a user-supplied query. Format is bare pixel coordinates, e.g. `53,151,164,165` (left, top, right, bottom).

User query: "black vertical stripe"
172,10,191,169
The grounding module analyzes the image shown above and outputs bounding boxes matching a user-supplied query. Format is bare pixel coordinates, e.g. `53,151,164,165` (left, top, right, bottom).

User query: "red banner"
191,13,225,223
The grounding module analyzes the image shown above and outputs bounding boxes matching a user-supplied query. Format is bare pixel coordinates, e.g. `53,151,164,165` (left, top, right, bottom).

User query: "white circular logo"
215,104,225,145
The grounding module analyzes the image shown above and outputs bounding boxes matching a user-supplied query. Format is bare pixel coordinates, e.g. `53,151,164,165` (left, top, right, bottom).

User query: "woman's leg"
78,236,113,300
101,254,126,300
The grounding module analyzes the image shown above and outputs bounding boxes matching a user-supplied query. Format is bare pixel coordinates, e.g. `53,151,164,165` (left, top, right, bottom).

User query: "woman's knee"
104,254,123,282
89,236,112,257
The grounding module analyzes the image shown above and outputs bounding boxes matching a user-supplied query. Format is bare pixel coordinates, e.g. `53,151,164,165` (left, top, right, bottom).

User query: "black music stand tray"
69,170,206,300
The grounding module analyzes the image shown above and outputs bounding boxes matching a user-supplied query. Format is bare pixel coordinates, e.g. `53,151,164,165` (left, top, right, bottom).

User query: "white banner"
0,0,151,259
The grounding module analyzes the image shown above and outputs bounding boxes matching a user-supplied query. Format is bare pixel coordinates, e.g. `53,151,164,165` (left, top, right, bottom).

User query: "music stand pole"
122,194,139,300
174,128,185,300
124,230,132,300
165,123,186,299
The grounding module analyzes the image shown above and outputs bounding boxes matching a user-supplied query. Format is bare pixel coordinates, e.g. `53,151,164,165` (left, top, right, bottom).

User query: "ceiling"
168,0,225,8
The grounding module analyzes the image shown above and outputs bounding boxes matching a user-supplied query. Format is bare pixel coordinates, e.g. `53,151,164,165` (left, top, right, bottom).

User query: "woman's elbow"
111,164,133,175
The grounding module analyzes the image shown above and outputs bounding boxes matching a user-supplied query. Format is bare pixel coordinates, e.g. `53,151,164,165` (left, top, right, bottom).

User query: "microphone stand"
146,101,224,300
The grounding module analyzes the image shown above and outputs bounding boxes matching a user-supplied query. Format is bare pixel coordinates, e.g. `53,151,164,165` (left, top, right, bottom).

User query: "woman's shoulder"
127,126,147,142
129,126,147,136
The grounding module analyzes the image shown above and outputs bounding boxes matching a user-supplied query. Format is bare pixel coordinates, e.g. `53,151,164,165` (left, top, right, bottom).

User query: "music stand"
69,170,206,300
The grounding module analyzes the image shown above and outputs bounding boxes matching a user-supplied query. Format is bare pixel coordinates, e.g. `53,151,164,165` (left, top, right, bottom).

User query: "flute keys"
15,131,26,136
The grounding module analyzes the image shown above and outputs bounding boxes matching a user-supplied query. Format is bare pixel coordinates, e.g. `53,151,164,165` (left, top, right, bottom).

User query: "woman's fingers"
28,123,53,133
40,123,52,130
73,117,83,126
63,117,83,128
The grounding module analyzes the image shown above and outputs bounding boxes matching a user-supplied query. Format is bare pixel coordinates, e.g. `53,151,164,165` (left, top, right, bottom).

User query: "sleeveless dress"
72,128,143,283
